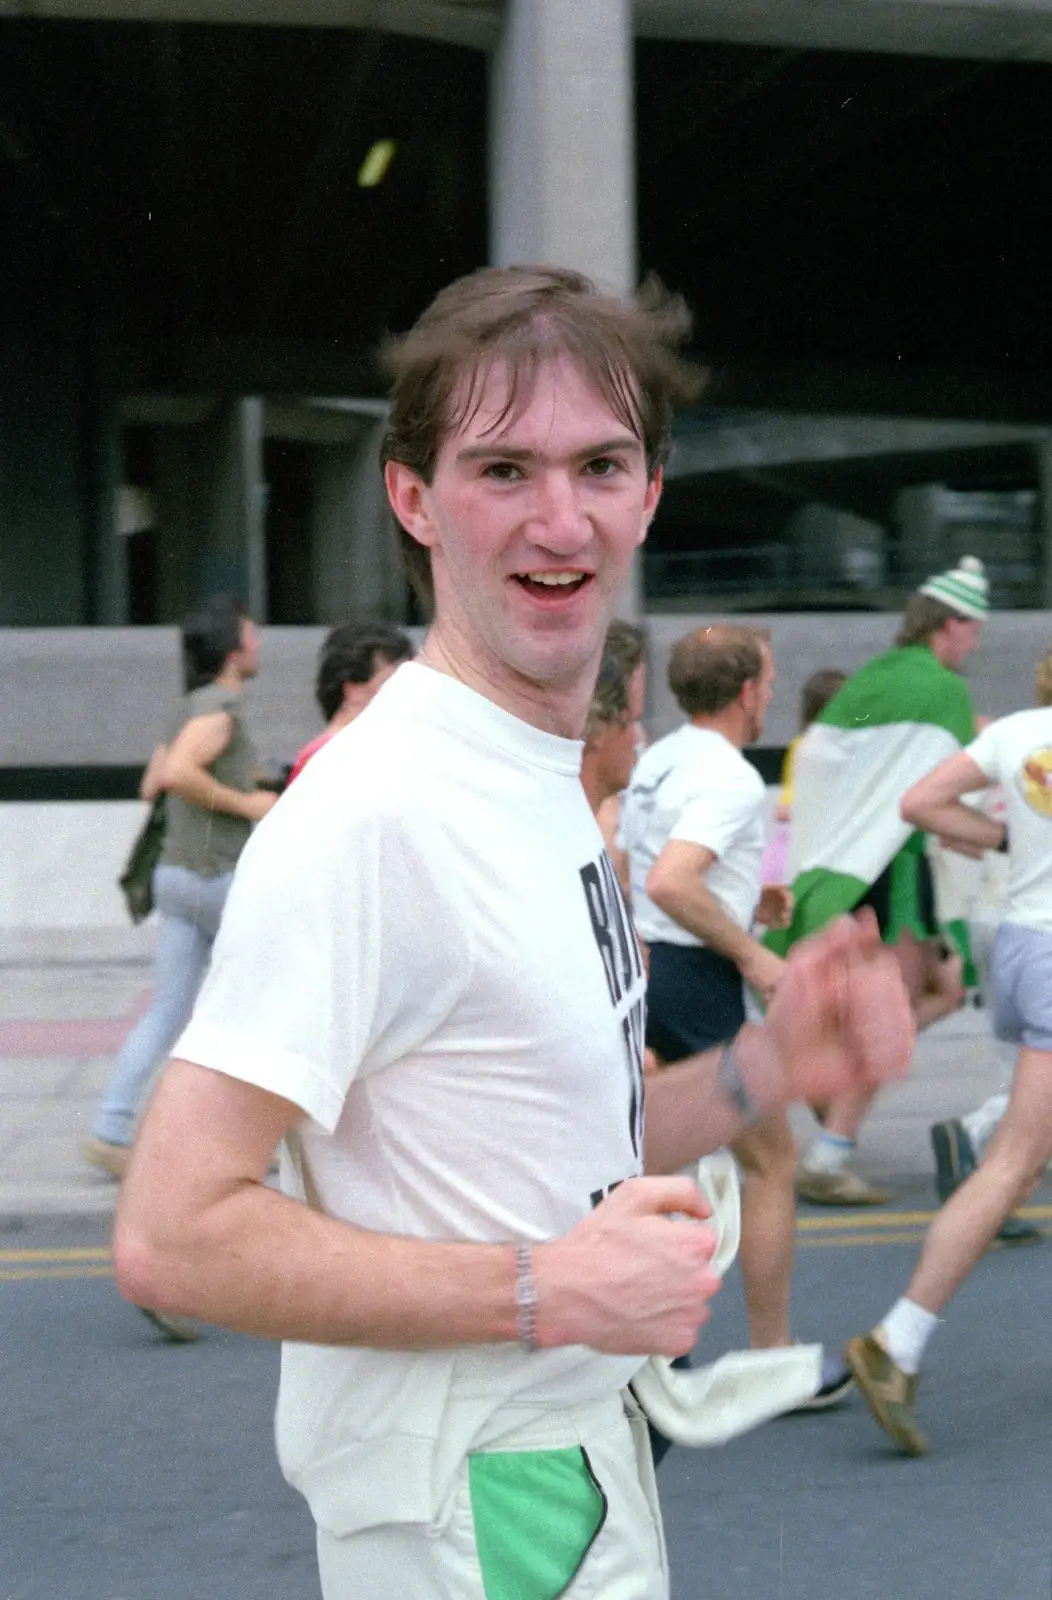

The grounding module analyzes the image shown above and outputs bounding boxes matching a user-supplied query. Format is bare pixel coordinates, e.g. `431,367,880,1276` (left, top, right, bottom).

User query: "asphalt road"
4,1193,1052,1600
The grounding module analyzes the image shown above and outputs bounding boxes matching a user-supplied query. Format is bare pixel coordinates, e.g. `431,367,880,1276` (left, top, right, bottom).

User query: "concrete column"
490,0,635,290
490,0,641,616
311,421,406,625
153,399,266,622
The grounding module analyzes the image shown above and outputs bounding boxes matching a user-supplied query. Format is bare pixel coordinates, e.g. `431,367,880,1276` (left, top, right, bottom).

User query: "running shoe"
81,1136,130,1181
844,1332,927,1456
791,1352,854,1412
796,1169,890,1206
929,1119,975,1204
931,1120,1042,1243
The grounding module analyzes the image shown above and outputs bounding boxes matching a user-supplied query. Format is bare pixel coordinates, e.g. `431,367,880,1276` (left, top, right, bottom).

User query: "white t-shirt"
173,663,648,1537
619,724,767,948
967,706,1052,934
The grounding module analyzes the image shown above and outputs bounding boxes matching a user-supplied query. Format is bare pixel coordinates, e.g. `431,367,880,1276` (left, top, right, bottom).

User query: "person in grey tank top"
84,596,275,1334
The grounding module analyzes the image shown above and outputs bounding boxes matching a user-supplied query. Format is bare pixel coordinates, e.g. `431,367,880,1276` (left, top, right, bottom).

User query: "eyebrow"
455,436,644,465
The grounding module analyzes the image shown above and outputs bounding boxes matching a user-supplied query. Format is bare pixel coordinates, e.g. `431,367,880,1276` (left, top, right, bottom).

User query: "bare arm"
901,753,1003,852
647,839,783,1000
645,910,915,1174
139,744,168,802
163,711,275,823
115,1059,722,1359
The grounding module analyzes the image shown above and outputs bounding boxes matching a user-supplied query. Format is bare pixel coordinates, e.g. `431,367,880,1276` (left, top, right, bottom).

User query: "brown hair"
380,266,703,609
800,667,847,729
896,593,965,648
603,618,648,681
1036,646,1052,707
585,649,631,742
668,624,770,717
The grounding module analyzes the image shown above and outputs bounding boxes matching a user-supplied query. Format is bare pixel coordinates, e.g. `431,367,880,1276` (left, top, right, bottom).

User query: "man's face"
594,713,640,799
743,644,775,744
940,617,982,670
387,356,661,710
342,654,404,718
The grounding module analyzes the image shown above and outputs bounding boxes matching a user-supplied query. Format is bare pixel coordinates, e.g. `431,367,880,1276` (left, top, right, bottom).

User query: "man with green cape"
767,557,988,1204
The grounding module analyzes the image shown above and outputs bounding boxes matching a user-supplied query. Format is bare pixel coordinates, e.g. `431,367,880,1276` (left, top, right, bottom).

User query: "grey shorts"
991,921,1052,1053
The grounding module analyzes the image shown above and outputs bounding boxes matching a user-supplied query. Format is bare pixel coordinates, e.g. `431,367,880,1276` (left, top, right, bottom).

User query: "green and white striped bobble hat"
919,555,989,621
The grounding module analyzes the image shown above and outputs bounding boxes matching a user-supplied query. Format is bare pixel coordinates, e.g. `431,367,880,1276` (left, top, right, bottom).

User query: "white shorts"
315,1391,668,1600
992,921,1052,1053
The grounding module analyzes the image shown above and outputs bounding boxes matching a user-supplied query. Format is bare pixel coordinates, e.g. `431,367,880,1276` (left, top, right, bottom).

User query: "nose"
526,470,591,555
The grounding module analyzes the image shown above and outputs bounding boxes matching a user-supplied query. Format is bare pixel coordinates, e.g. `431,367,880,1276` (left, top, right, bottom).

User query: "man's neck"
689,708,745,750
213,662,244,694
421,621,594,739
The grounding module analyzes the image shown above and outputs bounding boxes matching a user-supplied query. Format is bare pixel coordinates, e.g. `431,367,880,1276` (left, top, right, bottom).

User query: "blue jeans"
92,864,233,1146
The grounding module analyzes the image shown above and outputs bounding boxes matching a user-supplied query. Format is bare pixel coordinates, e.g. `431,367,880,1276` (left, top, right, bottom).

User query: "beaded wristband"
717,1035,762,1127
515,1243,538,1352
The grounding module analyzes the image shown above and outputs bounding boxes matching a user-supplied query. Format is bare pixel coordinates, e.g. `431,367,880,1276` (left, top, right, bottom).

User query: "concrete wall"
4,612,1048,769
3,613,1050,959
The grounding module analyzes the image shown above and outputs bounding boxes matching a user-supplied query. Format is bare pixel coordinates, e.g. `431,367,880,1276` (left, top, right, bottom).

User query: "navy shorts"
645,942,746,1063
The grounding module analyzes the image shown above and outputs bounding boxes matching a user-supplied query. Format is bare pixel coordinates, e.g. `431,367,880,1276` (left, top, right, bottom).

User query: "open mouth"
513,571,592,600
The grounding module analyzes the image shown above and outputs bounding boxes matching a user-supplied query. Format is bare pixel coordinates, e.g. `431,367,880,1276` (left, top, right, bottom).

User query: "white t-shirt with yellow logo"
968,706,1052,934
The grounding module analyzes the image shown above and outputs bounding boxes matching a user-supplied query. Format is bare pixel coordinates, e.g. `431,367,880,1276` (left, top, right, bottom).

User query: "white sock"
878,1297,940,1375
962,1092,1009,1158
803,1131,854,1175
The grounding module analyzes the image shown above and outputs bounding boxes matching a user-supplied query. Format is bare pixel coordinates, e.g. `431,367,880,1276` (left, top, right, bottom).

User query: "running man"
768,559,989,1203
847,643,1052,1453
84,594,274,1182
287,621,413,783
115,266,913,1599
621,624,851,1414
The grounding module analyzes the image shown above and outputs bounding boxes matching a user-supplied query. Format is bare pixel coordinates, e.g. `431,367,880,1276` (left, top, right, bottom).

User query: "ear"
638,464,664,546
385,461,439,551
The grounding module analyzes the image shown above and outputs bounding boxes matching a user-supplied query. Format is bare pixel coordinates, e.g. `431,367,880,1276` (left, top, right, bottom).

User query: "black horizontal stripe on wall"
0,749,788,803
0,767,145,802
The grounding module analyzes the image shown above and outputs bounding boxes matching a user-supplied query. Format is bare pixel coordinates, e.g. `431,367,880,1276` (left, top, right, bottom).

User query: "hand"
755,909,914,1107
936,835,986,860
741,944,785,1004
533,1176,721,1357
240,790,278,823
755,884,793,929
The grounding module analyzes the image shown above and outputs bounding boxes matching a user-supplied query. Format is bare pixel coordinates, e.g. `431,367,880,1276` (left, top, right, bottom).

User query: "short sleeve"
172,780,473,1132
966,721,1004,784
670,771,761,859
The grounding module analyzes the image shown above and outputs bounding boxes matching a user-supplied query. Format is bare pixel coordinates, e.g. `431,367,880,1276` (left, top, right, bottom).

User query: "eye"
584,456,623,478
482,461,525,482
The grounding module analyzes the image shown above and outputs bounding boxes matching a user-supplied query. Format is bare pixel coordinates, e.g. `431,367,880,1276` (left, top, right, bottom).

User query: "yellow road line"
0,1265,114,1281
0,1247,111,1263
798,1231,927,1248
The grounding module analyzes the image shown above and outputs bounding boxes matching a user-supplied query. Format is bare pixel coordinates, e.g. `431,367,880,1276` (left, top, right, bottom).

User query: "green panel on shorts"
468,1444,606,1600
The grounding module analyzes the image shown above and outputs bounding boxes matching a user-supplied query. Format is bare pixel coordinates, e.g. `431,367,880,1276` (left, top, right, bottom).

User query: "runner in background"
768,560,988,1204
761,668,846,889
622,624,853,1431
287,622,413,784
847,643,1052,1452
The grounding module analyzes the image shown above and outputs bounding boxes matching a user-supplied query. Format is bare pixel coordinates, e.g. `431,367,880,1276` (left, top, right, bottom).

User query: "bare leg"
908,1046,1052,1313
730,1111,797,1348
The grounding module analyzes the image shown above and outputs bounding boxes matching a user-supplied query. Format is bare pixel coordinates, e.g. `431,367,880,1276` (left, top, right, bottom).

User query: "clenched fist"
532,1175,721,1358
